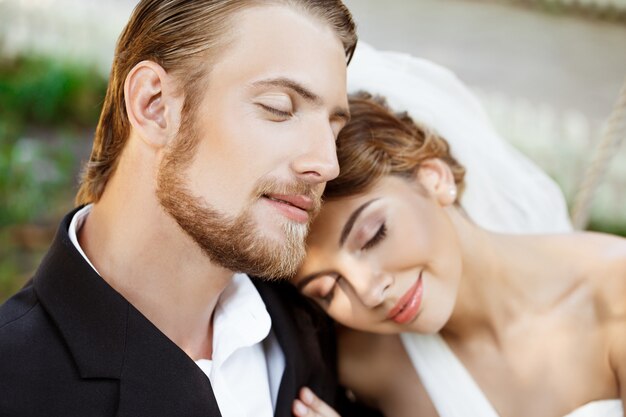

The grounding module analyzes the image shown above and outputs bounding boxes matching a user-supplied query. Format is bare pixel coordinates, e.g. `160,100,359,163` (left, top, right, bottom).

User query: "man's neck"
79,189,233,360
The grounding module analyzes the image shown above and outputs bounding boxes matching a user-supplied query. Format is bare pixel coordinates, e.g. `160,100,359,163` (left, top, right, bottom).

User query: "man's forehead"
208,5,349,105
223,4,345,60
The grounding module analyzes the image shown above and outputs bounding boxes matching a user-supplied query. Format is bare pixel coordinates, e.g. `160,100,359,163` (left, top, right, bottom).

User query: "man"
0,1,356,416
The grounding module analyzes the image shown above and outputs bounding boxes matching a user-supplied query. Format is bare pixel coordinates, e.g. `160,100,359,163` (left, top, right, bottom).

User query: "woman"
291,92,626,417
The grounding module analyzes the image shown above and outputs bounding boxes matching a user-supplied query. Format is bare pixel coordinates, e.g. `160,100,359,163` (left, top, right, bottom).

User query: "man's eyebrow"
339,199,379,247
253,77,321,104
253,77,350,122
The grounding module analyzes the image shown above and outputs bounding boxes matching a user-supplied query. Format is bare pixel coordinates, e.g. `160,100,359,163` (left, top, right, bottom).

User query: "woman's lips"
387,271,424,324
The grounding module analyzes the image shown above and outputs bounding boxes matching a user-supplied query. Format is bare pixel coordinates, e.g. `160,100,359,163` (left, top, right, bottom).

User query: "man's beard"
155,121,320,280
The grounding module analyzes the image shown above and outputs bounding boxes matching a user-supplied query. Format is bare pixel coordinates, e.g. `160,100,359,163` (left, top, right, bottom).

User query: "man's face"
157,5,349,279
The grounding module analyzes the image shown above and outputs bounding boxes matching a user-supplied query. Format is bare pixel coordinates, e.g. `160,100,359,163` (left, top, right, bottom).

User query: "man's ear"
124,60,182,149
416,158,457,206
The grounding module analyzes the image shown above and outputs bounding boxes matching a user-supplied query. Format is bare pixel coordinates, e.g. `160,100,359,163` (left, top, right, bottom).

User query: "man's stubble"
156,115,320,279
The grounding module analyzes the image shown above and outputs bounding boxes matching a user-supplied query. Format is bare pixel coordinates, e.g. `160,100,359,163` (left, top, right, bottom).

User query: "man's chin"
158,183,309,279
252,206,310,242
239,224,308,279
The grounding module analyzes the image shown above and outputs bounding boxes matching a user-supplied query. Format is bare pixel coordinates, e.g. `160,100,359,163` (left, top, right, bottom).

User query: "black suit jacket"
0,209,338,416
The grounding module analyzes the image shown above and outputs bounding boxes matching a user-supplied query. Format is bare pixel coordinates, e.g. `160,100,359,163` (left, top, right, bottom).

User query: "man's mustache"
254,178,323,218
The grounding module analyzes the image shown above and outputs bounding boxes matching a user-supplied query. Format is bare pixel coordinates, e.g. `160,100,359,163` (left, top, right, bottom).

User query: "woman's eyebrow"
339,199,379,247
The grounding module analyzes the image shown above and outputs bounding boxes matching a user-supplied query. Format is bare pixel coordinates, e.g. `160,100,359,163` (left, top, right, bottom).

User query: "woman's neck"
441,211,581,346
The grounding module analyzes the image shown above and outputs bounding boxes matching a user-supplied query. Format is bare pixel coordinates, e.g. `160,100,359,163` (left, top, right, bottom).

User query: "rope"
571,76,626,230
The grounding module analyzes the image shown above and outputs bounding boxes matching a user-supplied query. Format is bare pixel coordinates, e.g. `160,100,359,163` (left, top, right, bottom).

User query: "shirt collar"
211,273,272,367
68,203,100,275
68,204,272,368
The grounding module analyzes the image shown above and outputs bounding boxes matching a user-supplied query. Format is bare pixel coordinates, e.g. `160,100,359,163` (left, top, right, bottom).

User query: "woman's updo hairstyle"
324,91,466,200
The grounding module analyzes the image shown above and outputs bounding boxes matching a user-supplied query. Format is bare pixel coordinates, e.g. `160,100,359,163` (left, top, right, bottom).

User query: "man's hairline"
166,1,353,126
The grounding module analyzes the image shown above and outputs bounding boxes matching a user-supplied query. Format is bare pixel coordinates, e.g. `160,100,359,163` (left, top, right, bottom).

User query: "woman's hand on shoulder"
293,387,341,417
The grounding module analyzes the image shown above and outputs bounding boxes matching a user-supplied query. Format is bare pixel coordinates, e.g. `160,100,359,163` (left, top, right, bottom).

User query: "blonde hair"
76,0,357,205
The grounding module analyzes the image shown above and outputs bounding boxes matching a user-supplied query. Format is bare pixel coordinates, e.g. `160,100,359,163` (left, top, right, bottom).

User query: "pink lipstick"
387,271,424,324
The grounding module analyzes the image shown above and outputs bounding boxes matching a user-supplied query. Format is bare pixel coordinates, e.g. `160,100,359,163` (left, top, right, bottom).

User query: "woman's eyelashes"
314,274,340,304
362,222,387,251
321,285,337,304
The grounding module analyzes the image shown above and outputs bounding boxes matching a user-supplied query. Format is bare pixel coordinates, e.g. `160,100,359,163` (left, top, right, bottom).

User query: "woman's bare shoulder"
569,234,626,333
596,239,626,400
581,232,626,300
580,233,626,378
556,232,626,286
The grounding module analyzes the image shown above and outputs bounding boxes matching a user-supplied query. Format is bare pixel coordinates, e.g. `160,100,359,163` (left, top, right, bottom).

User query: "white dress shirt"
68,204,285,416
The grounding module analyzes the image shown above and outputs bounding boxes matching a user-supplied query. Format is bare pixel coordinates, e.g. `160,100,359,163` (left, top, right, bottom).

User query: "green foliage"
0,230,29,302
0,136,76,227
0,55,107,131
0,54,106,226
0,54,107,301
0,252,23,303
587,218,626,238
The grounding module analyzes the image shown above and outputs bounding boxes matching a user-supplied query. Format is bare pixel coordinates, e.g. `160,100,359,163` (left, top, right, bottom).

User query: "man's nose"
290,119,340,184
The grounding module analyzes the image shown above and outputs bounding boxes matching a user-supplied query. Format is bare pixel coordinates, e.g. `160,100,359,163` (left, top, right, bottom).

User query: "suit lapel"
36,210,336,417
255,280,338,417
34,210,222,417
255,281,306,417
116,305,221,417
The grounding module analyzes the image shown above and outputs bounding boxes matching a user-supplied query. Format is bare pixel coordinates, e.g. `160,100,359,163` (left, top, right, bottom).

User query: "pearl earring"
449,186,457,199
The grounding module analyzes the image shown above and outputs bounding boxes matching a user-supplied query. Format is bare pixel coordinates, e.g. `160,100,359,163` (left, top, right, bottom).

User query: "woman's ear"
124,60,183,149
416,158,457,206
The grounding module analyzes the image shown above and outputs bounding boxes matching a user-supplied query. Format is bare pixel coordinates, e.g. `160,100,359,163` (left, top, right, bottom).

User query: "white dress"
400,333,622,417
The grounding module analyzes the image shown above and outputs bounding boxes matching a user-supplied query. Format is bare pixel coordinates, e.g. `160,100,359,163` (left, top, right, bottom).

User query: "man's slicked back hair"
76,0,357,205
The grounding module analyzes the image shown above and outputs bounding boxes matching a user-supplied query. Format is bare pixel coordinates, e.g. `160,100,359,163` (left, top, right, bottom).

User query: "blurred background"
1,0,625,302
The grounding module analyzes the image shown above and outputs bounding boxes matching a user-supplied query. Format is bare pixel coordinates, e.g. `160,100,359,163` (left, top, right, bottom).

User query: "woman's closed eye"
302,274,340,304
362,222,387,251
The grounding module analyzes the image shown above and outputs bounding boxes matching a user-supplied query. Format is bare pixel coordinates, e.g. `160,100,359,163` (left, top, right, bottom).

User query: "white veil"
347,43,573,233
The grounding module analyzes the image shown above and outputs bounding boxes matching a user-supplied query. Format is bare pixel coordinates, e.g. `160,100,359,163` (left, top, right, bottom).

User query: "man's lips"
265,194,314,211
387,271,424,324
263,194,315,223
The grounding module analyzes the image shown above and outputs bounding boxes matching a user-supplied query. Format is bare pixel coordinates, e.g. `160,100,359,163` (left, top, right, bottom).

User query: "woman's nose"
349,267,393,309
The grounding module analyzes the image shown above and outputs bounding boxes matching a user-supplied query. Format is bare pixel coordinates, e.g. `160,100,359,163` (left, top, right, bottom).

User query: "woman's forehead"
307,200,350,245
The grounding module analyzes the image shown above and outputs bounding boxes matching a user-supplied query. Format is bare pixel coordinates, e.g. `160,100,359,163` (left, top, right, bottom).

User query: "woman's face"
293,175,463,334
